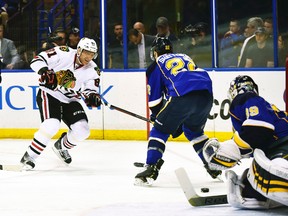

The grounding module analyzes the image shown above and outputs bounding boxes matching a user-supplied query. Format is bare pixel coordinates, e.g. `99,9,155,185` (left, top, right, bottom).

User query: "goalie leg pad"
226,170,283,209
203,139,242,170
247,148,288,206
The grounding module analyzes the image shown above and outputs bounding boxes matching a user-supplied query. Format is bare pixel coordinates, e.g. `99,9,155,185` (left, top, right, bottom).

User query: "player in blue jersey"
134,37,218,186
203,75,288,209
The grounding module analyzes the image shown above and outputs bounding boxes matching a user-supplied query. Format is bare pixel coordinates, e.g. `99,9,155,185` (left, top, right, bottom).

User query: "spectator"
128,28,155,68
0,24,21,69
67,27,80,49
155,16,178,41
220,19,245,67
41,28,67,51
0,1,8,27
263,17,273,37
108,22,123,68
263,16,274,48
238,17,263,67
5,0,19,17
219,19,245,67
155,16,179,51
133,21,146,34
13,45,29,69
245,27,274,67
278,32,288,67
180,22,212,68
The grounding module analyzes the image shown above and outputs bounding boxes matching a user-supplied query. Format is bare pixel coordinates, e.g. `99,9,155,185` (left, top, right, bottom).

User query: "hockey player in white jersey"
20,37,102,170
203,75,288,209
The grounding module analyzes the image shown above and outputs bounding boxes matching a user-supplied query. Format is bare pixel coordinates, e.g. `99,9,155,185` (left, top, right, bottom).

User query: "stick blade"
175,167,228,206
133,162,145,167
0,164,23,172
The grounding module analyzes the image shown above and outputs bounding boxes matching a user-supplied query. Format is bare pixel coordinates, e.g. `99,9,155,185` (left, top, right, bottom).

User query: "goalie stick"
0,164,23,171
175,167,228,206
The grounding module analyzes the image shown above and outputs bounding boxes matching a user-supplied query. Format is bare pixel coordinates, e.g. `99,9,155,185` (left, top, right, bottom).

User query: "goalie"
203,75,288,209
20,37,102,170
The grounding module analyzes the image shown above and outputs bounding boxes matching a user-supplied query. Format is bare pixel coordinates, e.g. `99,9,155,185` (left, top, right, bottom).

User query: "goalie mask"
228,75,259,101
150,37,173,61
77,37,98,59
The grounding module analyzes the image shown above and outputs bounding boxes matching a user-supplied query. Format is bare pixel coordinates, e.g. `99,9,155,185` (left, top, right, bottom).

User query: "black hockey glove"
38,67,58,90
150,113,157,123
172,124,183,138
85,93,102,107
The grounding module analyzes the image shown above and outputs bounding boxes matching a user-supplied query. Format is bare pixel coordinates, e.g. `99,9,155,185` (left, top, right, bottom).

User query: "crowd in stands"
0,12,287,70
108,16,288,69
0,24,81,70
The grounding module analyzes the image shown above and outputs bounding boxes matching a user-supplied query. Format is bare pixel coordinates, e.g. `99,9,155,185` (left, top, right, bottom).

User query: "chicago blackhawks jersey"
30,46,100,103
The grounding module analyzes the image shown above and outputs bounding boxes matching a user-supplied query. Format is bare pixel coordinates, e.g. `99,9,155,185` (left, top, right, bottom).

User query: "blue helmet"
150,37,173,60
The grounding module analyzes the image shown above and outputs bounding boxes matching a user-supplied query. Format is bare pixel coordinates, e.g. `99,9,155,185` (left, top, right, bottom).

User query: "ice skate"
52,132,72,164
134,158,164,186
20,152,35,170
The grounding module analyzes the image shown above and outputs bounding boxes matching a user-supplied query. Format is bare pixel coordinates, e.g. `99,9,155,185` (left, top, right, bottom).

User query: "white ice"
0,139,287,216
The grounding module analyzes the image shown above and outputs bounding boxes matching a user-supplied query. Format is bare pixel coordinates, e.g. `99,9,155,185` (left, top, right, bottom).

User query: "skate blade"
134,177,154,186
52,147,70,166
21,164,33,171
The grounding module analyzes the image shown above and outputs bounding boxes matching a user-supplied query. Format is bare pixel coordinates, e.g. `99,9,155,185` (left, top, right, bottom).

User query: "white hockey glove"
203,139,242,170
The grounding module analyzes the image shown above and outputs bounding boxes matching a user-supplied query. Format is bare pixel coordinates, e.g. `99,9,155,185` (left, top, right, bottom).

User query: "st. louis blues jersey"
229,92,288,150
146,53,212,108
30,46,100,103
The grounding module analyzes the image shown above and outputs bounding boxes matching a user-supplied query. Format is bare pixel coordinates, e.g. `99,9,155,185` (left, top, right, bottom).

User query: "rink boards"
0,70,285,140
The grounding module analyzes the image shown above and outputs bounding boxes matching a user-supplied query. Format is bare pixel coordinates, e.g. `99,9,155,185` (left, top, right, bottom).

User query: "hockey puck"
201,187,209,193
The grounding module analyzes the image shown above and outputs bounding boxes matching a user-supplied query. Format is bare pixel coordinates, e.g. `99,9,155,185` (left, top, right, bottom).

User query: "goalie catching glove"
203,139,242,170
84,93,102,107
55,69,76,88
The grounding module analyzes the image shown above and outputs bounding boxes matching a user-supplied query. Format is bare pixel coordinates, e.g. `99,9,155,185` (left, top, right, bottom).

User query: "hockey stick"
104,102,152,123
175,167,228,206
0,164,23,172
57,86,152,123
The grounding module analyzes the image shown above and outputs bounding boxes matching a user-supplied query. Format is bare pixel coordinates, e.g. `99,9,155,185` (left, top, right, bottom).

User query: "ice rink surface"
0,139,287,216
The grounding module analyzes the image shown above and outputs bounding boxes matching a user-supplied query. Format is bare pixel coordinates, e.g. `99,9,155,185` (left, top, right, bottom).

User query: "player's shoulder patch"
94,66,101,76
59,46,70,52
